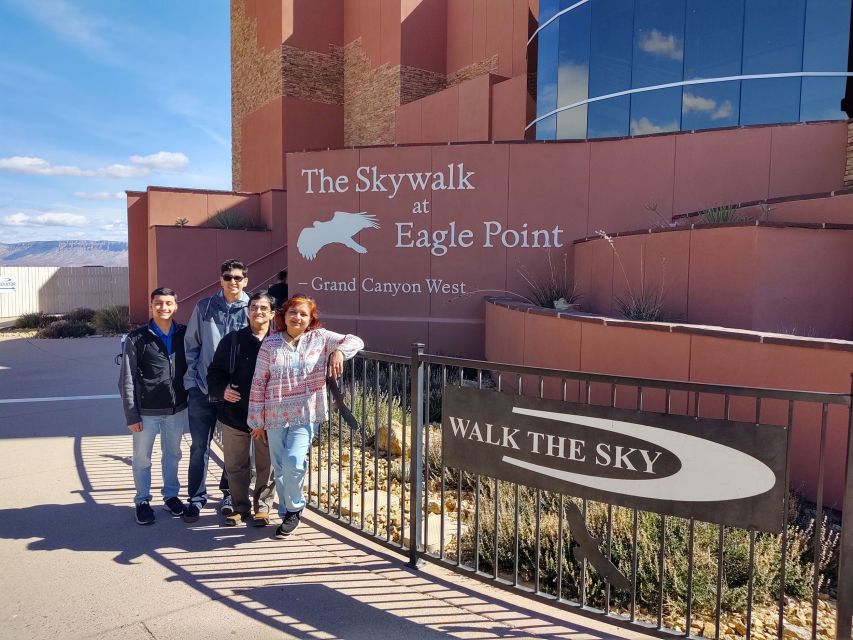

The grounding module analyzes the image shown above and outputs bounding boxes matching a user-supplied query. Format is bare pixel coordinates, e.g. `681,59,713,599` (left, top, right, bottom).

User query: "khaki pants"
220,422,274,515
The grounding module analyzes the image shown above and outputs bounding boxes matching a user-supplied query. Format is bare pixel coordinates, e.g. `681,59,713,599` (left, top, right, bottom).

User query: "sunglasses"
221,274,245,282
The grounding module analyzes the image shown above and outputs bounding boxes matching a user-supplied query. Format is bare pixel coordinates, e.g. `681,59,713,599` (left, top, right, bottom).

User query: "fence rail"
302,345,853,640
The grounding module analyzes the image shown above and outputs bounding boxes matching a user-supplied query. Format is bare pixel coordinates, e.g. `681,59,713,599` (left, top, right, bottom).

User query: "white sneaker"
219,495,234,516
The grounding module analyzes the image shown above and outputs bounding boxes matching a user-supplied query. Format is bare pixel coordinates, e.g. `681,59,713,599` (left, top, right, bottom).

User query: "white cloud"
682,92,734,121
2,211,89,227
129,151,189,171
682,92,716,113
631,117,679,136
0,152,189,179
711,100,733,120
639,29,683,61
74,191,126,200
0,156,94,176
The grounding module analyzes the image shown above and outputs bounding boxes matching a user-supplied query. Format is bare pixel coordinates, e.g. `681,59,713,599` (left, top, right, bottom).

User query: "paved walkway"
0,336,655,640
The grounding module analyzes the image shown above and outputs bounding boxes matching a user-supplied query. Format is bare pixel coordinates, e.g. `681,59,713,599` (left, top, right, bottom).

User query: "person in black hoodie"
207,291,275,526
118,287,188,525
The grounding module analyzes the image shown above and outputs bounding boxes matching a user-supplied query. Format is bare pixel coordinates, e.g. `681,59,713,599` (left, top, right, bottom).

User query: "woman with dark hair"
247,294,363,538
207,291,275,526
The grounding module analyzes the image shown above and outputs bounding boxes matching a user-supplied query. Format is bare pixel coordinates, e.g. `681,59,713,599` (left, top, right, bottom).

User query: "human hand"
250,428,267,443
128,422,143,433
223,386,241,403
327,349,343,378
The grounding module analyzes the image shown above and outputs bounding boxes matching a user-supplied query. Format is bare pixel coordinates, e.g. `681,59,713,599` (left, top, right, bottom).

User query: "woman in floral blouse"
247,294,363,538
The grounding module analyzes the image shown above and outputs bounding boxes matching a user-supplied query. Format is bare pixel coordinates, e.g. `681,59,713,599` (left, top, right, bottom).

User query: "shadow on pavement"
0,421,629,639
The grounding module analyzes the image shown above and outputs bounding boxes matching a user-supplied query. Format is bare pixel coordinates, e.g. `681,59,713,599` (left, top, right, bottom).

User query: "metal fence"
0,266,128,316
305,345,853,640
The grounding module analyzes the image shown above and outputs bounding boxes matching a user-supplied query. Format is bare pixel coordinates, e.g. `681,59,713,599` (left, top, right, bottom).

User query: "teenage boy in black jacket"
206,291,275,526
119,287,188,525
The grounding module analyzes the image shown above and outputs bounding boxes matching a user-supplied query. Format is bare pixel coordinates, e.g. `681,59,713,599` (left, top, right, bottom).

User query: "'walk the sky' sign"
442,386,787,533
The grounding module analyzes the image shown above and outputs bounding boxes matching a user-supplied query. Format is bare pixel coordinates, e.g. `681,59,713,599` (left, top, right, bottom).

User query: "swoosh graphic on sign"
505,408,775,502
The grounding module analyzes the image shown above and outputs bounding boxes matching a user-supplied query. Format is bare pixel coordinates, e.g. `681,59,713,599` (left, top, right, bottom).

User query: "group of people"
118,261,364,538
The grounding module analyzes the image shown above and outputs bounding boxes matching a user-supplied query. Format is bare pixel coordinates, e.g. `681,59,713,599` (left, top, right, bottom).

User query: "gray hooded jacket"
183,290,249,395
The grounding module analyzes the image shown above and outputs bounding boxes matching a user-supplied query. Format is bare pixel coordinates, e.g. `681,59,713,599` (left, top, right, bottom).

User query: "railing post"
836,373,853,640
407,342,425,568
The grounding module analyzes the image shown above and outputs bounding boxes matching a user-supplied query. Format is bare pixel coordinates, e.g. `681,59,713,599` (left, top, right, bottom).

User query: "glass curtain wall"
531,0,852,140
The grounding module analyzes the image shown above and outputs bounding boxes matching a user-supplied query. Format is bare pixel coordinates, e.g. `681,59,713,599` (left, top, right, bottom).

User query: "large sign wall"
286,144,591,355
285,125,846,356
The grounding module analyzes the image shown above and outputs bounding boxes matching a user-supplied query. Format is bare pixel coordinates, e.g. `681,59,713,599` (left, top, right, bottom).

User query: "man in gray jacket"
182,259,249,522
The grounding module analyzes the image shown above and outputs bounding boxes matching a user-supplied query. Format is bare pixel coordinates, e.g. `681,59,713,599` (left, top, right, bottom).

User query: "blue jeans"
187,387,229,505
132,410,187,505
267,423,316,515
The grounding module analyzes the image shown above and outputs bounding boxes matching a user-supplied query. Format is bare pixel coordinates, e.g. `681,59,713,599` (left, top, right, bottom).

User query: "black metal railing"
299,345,852,640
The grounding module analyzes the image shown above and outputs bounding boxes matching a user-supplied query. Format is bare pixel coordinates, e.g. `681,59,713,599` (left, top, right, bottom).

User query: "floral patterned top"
247,328,364,430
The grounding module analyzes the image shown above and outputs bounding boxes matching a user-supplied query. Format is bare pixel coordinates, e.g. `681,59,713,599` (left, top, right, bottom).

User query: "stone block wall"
231,0,282,191
846,120,853,187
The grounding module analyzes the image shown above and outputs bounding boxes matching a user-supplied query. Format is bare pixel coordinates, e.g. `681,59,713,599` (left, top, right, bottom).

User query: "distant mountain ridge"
0,241,128,266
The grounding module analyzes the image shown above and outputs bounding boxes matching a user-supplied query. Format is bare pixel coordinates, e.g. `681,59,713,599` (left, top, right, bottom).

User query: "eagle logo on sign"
296,211,380,261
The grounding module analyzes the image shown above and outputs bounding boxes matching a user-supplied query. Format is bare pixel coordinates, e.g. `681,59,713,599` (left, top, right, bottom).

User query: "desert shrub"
701,205,740,224
64,307,96,323
462,485,833,619
517,250,580,309
14,311,52,329
210,208,253,229
37,320,96,339
93,305,129,334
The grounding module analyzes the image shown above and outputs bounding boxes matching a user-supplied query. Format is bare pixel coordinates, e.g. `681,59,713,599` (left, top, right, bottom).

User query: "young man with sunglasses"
182,258,250,522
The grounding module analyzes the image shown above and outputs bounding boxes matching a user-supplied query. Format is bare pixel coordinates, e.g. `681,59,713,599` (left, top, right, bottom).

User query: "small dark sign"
442,386,787,533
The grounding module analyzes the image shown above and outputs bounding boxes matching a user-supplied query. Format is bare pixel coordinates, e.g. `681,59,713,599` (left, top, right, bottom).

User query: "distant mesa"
0,241,128,267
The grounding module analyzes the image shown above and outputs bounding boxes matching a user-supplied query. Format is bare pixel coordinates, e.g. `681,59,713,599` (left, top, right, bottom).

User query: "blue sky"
0,0,231,244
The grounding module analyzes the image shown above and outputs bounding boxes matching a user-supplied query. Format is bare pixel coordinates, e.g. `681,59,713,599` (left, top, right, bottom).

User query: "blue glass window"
681,0,743,130
800,0,851,121
555,2,591,139
588,0,634,138
741,0,806,126
630,0,685,135
534,0,560,139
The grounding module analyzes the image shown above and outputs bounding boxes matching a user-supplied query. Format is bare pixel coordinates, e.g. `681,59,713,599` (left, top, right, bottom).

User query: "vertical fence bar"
715,526,725,640
407,343,424,567
779,399,795,640
401,365,409,546
535,488,541,594
513,482,520,587
424,364,431,555
580,498,588,606
493,478,500,580
360,359,366,529
385,364,393,542
686,519,695,634
475,475,481,572
835,375,853,640
605,504,613,614
631,508,639,621
372,362,380,537
811,404,829,640
657,514,665,629
557,494,565,601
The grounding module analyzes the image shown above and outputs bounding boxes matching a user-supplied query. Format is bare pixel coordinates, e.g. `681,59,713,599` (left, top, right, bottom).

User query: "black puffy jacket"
118,323,188,425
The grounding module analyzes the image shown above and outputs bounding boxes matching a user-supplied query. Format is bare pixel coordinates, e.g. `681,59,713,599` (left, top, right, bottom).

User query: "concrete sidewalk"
0,337,656,640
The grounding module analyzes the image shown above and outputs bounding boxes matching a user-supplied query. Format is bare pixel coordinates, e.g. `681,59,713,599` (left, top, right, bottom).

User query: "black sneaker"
275,510,301,538
219,495,234,516
135,501,155,525
182,502,200,523
163,497,186,517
